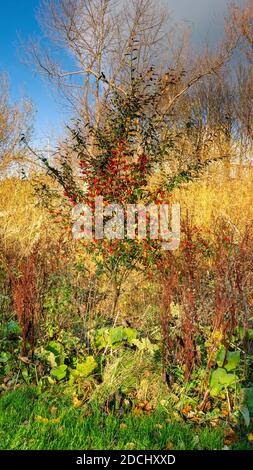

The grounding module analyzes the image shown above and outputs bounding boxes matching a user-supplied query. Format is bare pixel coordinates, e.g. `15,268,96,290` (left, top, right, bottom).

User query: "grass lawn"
0,387,251,450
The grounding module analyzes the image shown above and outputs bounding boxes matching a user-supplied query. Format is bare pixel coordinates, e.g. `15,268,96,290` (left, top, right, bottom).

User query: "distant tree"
227,1,253,63
26,0,236,131
0,74,34,176
226,2,253,155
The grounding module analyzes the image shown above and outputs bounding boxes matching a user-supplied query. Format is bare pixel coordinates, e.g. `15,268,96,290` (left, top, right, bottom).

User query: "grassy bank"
0,387,251,451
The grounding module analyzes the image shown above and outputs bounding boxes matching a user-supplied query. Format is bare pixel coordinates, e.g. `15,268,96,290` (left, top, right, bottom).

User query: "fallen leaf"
50,406,58,415
35,415,60,424
126,442,136,449
35,415,49,424
210,418,220,427
172,411,182,422
50,417,60,424
138,402,145,409
132,406,143,416
154,424,163,429
165,441,173,450
182,405,192,415
120,423,127,429
144,402,153,412
72,396,82,408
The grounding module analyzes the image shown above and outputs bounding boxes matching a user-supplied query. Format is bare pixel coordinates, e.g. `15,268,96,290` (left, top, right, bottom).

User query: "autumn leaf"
35,415,49,424
182,405,192,415
144,402,153,412
72,396,82,408
35,415,60,424
50,405,58,415
154,423,164,429
120,423,127,429
126,442,136,449
165,441,174,450
50,418,60,424
221,408,229,417
132,406,143,416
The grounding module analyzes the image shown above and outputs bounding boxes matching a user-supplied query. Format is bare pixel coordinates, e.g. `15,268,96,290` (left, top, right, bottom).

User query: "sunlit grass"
0,387,250,450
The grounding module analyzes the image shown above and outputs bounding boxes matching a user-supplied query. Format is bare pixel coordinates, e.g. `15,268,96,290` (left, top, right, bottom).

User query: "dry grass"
174,164,253,232
0,178,49,259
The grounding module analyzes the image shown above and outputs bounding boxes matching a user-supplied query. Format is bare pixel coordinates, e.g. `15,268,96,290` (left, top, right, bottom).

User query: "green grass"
0,387,250,450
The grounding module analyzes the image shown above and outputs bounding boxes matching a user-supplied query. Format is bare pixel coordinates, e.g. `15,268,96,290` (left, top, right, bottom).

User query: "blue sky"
0,0,67,146
0,0,248,145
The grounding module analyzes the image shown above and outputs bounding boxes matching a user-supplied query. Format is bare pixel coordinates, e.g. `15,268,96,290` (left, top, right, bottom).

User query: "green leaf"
210,368,237,397
69,369,79,386
210,382,224,397
76,356,97,378
109,327,137,345
109,327,126,345
224,351,240,371
216,347,240,371
95,326,137,350
0,352,10,363
46,341,65,365
95,327,109,350
216,345,226,367
51,364,67,381
124,327,138,343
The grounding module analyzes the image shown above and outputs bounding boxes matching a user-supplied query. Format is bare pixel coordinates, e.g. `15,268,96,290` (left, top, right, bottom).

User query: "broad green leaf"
216,345,226,367
210,368,226,387
95,326,137,350
69,369,79,386
76,356,97,377
51,364,67,381
210,368,237,396
225,351,240,371
210,383,224,397
124,327,138,343
0,352,10,363
95,327,109,350
216,347,240,371
46,341,65,365
109,327,126,345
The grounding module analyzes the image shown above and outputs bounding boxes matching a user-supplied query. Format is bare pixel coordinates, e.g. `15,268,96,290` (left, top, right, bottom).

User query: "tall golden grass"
0,177,50,259
174,164,253,233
